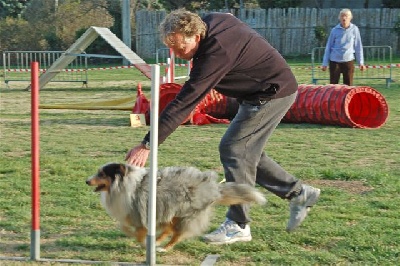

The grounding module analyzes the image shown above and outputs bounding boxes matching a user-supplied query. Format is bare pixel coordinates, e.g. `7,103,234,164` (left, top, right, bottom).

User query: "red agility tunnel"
282,84,389,128
137,83,233,125
133,83,187,124
133,83,389,128
146,83,191,124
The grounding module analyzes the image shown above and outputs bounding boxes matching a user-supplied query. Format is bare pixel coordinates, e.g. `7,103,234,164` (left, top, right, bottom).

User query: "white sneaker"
287,184,321,232
203,219,252,244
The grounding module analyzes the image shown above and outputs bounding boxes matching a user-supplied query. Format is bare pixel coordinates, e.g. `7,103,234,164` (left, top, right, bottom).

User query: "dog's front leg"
121,224,148,247
120,224,136,237
134,226,148,247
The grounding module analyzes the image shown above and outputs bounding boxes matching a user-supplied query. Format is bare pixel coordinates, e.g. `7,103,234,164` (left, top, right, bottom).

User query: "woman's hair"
159,9,207,44
338,8,352,19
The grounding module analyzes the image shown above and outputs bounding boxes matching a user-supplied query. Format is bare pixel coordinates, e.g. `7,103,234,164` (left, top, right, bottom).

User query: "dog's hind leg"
160,217,186,251
162,230,183,251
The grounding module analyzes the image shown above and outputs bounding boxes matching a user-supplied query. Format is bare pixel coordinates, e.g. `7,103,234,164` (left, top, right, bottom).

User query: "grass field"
1,61,399,265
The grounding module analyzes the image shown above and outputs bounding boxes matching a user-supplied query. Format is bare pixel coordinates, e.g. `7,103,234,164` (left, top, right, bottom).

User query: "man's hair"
338,8,352,19
159,9,207,44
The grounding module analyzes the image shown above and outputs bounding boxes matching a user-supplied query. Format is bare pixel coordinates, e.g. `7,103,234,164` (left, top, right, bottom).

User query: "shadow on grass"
41,117,131,127
278,123,336,130
4,117,132,127
0,86,151,94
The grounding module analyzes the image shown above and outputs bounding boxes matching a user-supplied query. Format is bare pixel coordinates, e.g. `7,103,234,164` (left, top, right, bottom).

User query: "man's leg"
204,92,319,244
341,60,355,86
329,61,341,84
204,93,321,243
255,152,302,199
222,93,300,224
255,147,320,232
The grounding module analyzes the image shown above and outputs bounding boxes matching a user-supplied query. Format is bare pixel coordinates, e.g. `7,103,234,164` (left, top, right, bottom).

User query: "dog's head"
86,163,127,192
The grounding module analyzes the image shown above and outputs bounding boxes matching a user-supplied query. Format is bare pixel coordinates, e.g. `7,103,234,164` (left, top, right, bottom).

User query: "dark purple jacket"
144,12,297,145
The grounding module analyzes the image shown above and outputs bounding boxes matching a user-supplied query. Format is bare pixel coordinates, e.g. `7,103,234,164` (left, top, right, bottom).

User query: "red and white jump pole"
30,61,40,260
169,48,175,82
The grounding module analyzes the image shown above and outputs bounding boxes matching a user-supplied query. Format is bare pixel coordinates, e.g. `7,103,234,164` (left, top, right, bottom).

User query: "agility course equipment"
24,62,201,266
131,83,232,125
40,96,135,110
132,83,389,129
30,62,40,260
26,61,218,266
136,83,233,125
34,27,388,129
34,26,152,90
282,84,389,128
146,65,160,265
41,82,389,129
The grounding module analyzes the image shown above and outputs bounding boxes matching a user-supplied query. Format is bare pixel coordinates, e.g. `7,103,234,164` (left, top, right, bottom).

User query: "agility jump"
29,61,175,265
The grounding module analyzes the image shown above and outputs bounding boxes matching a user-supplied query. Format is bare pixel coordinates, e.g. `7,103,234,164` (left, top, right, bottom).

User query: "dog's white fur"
99,166,147,224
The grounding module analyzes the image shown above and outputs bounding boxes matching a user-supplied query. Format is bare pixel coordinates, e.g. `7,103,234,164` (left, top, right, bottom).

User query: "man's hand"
125,144,150,167
321,66,327,71
359,65,366,71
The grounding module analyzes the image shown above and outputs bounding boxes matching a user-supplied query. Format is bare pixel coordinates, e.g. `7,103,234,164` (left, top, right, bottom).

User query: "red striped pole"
31,61,40,260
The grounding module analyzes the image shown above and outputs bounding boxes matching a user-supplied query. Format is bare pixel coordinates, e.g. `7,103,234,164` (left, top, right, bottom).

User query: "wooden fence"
135,8,400,59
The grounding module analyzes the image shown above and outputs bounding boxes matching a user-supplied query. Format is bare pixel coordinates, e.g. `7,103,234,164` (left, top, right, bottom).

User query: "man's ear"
195,34,201,43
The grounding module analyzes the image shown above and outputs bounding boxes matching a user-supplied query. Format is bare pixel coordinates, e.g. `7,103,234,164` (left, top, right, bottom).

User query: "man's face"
165,33,200,60
340,14,352,28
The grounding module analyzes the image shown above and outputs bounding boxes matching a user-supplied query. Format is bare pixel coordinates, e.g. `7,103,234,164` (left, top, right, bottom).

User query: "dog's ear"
103,163,127,179
118,164,127,177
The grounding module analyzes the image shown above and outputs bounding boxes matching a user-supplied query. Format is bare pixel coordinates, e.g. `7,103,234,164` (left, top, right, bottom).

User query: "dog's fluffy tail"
217,183,267,206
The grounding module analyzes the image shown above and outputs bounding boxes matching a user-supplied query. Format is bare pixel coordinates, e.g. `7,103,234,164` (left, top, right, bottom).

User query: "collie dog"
86,163,266,251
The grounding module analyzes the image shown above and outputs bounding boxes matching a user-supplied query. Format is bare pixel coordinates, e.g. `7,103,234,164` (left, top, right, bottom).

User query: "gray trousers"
220,92,302,224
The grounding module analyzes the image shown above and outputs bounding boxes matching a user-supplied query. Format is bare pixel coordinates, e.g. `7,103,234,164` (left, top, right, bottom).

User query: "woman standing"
322,9,366,85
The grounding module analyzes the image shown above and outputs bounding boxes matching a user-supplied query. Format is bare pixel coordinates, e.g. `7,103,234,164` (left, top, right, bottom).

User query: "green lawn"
0,62,399,265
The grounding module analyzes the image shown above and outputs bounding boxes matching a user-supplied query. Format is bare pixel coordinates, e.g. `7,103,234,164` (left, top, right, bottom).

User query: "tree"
392,14,400,55
1,0,149,53
0,0,31,18
382,0,400,8
157,0,196,11
0,17,46,51
208,0,237,10
0,0,52,51
21,0,113,50
258,0,302,9
314,25,327,47
157,0,259,11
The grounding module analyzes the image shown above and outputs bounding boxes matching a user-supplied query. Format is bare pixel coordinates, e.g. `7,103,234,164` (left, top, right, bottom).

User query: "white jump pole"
166,58,171,83
146,64,160,266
